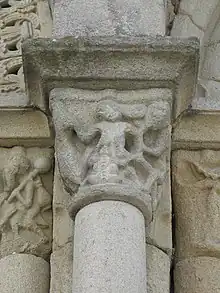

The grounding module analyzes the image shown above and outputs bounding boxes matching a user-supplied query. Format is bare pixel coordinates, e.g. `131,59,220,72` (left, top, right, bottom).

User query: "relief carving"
53,96,171,217
0,147,53,260
173,150,220,259
0,0,49,92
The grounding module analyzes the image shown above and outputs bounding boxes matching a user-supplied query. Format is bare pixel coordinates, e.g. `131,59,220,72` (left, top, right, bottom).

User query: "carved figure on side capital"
0,146,53,260
53,96,171,221
173,150,220,258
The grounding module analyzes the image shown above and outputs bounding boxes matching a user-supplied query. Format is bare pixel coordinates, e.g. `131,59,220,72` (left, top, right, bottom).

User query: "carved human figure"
138,101,170,210
0,147,52,248
188,150,220,249
83,145,120,185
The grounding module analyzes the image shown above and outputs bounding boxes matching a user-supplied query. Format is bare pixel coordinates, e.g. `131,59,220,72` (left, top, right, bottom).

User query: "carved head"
8,146,30,174
146,101,170,130
33,157,52,174
96,99,122,122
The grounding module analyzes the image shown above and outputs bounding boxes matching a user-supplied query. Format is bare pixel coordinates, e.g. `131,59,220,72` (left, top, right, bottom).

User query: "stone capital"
50,88,172,224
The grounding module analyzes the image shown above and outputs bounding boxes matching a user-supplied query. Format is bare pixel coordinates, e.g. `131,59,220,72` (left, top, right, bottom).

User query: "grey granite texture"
22,36,199,117
52,0,166,37
0,254,49,293
146,245,170,293
72,201,147,293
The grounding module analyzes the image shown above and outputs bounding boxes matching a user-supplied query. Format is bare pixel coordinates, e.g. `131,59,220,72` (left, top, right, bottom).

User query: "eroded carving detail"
173,150,220,258
0,0,44,92
0,146,53,259
55,98,171,214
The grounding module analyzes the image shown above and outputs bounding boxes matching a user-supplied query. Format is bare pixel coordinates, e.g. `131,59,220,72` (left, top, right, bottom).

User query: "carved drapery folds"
50,89,171,225
0,0,51,92
0,146,53,260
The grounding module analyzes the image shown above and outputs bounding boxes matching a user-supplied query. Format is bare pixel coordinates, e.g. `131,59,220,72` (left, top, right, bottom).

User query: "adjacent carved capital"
0,0,51,93
0,147,53,260
173,150,220,260
50,88,171,224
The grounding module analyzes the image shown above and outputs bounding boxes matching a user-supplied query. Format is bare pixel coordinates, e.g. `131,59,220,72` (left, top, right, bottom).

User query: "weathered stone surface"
172,150,220,260
0,147,53,260
52,0,166,37
174,257,220,293
72,201,147,293
171,14,204,39
0,0,52,105
52,163,73,251
0,109,52,147
146,173,172,254
22,36,199,117
170,0,220,111
50,88,172,225
146,245,170,293
0,253,49,293
50,242,73,293
178,0,218,30
172,111,220,150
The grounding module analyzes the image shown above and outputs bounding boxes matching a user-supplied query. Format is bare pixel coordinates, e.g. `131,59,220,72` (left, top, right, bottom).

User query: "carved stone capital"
50,88,171,224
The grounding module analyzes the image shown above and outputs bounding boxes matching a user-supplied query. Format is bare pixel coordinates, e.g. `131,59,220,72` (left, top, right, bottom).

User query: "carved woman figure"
79,99,145,185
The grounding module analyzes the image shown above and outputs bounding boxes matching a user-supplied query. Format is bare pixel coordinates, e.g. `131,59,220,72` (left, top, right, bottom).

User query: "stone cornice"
0,108,53,147
172,110,220,150
22,35,199,118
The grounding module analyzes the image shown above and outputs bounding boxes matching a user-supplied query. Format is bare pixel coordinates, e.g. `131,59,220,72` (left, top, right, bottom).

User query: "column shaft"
72,201,147,293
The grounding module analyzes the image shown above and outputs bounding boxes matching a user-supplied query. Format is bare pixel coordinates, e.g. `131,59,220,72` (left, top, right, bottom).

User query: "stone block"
0,109,52,147
50,243,73,293
0,254,49,293
146,245,170,293
201,43,220,81
172,150,220,259
174,257,220,293
179,0,219,30
172,111,220,150
22,36,199,117
52,0,166,37
171,14,204,39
